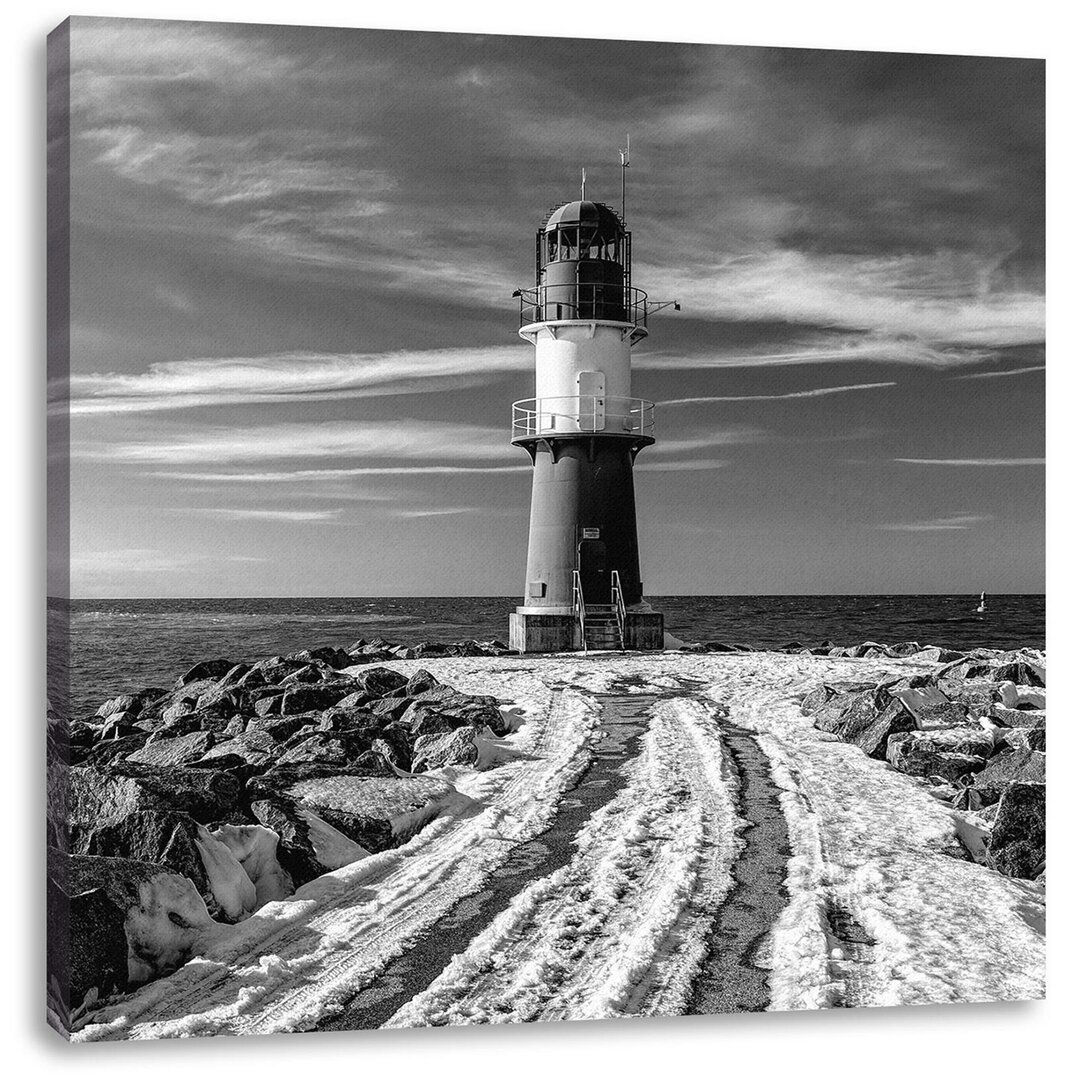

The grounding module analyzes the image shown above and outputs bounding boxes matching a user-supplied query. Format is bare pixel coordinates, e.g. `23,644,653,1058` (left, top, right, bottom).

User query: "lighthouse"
508,190,671,653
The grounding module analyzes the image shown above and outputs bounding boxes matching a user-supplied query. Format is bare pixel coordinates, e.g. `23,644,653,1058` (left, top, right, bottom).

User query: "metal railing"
571,570,588,653
516,283,649,328
512,395,655,440
611,571,627,651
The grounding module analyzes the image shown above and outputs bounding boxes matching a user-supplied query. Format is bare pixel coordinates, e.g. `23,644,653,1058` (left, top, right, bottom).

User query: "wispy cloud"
877,513,993,532
893,457,1045,466
951,365,1046,381
54,347,530,417
647,428,768,456
638,334,995,372
397,507,483,518
640,247,1043,352
635,458,729,472
661,382,896,406
178,507,343,522
148,464,533,483
74,419,514,466
69,547,270,575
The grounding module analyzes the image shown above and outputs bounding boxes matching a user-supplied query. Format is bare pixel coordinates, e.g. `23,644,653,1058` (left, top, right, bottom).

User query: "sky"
52,17,1045,597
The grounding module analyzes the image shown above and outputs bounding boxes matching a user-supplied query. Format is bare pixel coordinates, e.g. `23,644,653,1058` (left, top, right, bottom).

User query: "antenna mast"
619,134,631,221
580,167,587,200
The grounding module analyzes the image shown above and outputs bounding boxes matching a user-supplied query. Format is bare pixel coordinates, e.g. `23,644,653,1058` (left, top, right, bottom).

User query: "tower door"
577,370,605,431
577,539,608,605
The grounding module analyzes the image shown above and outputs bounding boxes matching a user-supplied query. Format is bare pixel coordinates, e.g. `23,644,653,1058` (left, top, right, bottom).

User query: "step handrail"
611,571,627,650
571,570,588,653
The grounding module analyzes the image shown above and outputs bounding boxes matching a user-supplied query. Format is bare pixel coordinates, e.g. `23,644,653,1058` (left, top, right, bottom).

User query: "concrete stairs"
582,605,625,652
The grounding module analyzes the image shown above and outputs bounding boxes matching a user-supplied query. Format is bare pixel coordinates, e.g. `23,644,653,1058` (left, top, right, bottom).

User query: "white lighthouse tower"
508,177,674,653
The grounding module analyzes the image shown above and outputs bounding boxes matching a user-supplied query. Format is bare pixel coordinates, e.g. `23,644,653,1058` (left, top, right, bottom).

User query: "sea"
54,594,1044,718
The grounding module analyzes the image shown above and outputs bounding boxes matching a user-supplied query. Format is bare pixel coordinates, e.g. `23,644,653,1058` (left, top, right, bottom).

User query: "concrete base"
509,611,664,654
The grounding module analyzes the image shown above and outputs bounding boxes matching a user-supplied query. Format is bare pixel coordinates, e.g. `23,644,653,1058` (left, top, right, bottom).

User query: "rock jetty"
47,637,516,1025
796,644,1045,882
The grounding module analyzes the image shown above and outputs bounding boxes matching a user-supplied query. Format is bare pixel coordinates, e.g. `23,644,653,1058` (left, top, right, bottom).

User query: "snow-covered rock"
998,681,1046,710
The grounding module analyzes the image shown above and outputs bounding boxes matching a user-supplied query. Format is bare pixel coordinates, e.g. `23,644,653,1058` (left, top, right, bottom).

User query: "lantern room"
532,200,633,324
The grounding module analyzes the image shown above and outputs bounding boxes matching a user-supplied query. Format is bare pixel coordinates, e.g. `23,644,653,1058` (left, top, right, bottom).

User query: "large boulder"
365,696,414,723
48,848,130,1013
406,669,442,697
95,687,167,720
96,763,243,821
161,700,198,726
279,663,333,686
411,727,479,771
254,692,287,718
191,727,282,771
833,697,916,759
245,711,313,741
317,707,383,733
394,704,457,739
801,682,880,731
989,704,1046,730
936,655,999,682
276,733,354,769
1000,726,1046,753
154,709,234,739
935,679,999,713
176,659,235,687
810,686,883,737
244,768,437,883
986,782,1045,879
239,656,309,688
216,663,252,688
971,747,1046,804
350,749,397,777
287,646,354,670
192,687,251,719
333,689,376,710
77,733,151,768
851,641,889,658
67,766,241,903
990,659,1045,688
279,773,450,846
885,641,923,657
892,686,973,731
886,728,995,781
353,666,409,697
400,690,507,735
125,730,216,768
279,684,354,715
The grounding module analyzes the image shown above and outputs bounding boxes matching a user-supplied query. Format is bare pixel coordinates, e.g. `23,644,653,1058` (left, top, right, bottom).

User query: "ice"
297,809,372,871
210,823,294,906
195,824,257,922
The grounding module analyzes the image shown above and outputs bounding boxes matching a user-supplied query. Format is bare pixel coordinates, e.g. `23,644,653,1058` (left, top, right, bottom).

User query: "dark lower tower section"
522,438,645,608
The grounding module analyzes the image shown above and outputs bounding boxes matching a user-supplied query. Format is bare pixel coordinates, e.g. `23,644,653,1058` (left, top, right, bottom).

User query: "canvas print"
46,17,1046,1040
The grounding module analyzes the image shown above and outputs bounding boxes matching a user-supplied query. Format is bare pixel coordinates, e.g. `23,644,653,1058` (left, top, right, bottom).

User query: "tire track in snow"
382,684,743,1027
686,688,792,1015
323,690,658,1030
